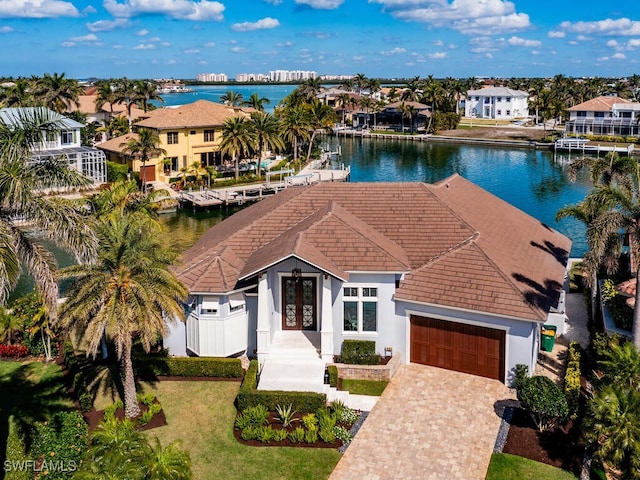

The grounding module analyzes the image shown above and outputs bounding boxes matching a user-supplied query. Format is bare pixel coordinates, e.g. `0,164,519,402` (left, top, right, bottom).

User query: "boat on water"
156,84,194,94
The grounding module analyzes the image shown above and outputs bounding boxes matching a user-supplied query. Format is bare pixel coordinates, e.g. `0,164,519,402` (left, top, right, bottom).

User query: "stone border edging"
493,406,513,453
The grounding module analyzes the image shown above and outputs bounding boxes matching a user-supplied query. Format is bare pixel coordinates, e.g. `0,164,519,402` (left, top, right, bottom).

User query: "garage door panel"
410,315,505,382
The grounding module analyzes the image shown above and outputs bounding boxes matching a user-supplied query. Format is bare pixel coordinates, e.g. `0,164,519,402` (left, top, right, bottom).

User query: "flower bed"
0,344,29,358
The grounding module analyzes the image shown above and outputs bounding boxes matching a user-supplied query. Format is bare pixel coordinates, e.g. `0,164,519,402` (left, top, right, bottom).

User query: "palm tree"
220,90,244,107
120,128,166,192
33,72,82,113
0,107,97,314
94,80,117,116
245,92,270,112
188,161,207,185
249,111,283,178
336,93,351,126
278,104,311,166
298,77,323,101
359,97,374,128
144,437,192,480
304,99,336,162
58,215,188,418
101,116,130,138
1,78,35,107
220,116,255,180
135,79,163,112
585,385,640,478
113,78,140,125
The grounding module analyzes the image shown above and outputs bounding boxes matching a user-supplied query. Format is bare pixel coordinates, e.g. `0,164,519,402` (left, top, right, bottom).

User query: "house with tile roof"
565,95,640,137
166,175,570,386
97,100,253,184
465,87,529,120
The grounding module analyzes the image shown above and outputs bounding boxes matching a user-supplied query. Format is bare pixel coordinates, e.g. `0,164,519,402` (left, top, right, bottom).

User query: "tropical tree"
188,161,207,185
304,99,337,162
220,116,255,180
58,214,188,418
336,93,351,126
94,80,117,115
0,78,35,108
135,79,163,112
299,77,323,101
0,107,97,314
220,90,244,107
278,103,311,166
245,92,270,112
101,116,130,138
249,111,283,178
33,72,82,113
120,128,166,192
113,78,140,125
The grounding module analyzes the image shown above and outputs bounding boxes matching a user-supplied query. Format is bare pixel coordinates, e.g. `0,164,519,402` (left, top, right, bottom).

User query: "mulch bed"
502,407,584,477
84,400,168,432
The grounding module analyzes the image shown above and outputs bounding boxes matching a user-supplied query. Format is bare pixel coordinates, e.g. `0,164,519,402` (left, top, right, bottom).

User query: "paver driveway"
330,364,514,480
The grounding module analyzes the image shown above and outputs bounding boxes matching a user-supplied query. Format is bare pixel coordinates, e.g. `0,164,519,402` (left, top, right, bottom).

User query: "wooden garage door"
410,315,505,381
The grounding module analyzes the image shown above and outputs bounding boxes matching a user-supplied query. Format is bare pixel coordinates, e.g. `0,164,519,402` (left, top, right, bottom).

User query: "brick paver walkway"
330,364,514,480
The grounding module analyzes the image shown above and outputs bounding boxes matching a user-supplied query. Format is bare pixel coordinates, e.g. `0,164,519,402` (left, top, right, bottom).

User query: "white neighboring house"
166,175,571,387
465,87,529,120
0,107,107,184
565,96,640,137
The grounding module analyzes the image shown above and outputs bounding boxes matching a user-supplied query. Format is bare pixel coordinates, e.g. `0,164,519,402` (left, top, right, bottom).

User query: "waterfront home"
0,107,106,184
464,87,529,120
166,175,570,386
565,95,640,137
97,100,253,184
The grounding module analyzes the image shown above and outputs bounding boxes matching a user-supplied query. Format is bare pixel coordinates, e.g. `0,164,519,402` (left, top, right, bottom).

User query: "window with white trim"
167,131,179,144
342,286,377,332
201,295,219,315
229,293,245,313
61,130,75,145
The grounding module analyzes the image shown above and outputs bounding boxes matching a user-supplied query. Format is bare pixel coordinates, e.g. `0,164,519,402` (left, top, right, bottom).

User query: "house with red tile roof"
565,95,640,137
167,174,570,385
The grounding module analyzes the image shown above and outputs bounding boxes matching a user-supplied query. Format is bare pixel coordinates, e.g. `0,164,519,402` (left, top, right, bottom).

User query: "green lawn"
0,361,74,480
340,379,388,396
145,381,341,480
485,453,578,480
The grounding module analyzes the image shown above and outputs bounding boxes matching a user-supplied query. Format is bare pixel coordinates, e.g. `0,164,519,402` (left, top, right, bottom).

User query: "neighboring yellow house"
97,100,253,184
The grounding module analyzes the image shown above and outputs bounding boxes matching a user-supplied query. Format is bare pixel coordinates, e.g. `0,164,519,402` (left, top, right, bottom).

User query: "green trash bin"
541,324,557,352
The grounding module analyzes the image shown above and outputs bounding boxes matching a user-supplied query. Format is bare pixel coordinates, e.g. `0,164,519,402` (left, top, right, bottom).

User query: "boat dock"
554,137,635,155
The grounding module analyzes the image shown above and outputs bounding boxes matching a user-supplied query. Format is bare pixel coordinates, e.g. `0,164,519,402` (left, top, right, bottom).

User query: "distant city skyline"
0,1,639,80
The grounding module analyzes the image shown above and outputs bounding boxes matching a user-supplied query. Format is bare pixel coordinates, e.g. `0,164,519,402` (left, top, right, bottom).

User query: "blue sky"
0,0,638,80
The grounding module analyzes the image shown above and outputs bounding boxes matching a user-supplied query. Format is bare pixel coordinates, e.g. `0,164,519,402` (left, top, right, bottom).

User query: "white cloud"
370,0,530,35
204,41,216,47
428,52,447,59
547,30,565,38
0,0,79,18
432,39,443,46
231,17,279,32
0,26,13,33
133,43,156,50
576,35,588,41
558,18,640,36
70,33,99,42
295,0,343,9
353,55,365,61
612,52,626,59
277,41,293,47
507,36,541,47
184,48,200,54
86,18,130,32
380,47,406,56
264,0,283,4
137,28,149,36
607,39,619,47
61,41,75,47
103,0,225,21
230,46,245,52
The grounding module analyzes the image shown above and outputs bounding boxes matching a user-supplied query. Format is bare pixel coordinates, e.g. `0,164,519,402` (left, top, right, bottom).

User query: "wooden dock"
554,137,635,155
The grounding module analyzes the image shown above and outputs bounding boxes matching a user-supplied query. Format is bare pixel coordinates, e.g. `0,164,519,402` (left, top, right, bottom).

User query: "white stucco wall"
164,317,187,356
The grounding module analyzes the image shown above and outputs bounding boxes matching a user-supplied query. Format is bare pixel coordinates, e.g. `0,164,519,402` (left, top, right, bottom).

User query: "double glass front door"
282,277,317,330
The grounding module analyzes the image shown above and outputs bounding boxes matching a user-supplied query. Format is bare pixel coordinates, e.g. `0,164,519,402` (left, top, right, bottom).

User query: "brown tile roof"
136,100,252,129
568,96,631,112
96,133,138,154
176,175,571,321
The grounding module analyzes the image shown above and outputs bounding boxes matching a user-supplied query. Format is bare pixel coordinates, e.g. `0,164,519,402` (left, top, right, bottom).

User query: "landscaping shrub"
78,393,93,413
339,340,381,365
327,364,338,387
32,410,88,479
289,427,305,443
564,342,582,419
513,363,529,391
275,403,296,427
140,355,243,378
236,360,326,412
333,425,352,443
0,344,29,357
107,161,129,182
517,375,569,432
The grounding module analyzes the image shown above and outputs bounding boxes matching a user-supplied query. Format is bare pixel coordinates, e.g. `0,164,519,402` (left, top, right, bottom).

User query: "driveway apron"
330,364,514,480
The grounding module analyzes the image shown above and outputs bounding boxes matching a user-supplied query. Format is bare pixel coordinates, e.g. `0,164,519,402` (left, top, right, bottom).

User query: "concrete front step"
257,358,326,392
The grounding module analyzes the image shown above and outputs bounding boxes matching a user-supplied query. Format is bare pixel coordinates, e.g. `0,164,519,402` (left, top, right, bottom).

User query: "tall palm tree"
0,107,97,314
249,111,283,179
245,92,270,112
113,78,139,126
33,72,82,113
359,97,374,128
120,128,166,192
336,93,351,126
278,104,311,166
58,215,188,418
0,78,35,108
94,80,117,116
298,77,323,101
135,79,163,113
220,90,244,107
220,116,255,180
304,99,336,162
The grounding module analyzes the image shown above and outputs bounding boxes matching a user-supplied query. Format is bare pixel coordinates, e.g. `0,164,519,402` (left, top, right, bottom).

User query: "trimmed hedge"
236,360,326,413
339,340,381,365
564,341,582,420
327,365,338,388
142,356,244,378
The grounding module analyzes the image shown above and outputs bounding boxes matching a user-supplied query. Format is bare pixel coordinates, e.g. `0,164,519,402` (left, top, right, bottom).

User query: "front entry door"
282,277,317,330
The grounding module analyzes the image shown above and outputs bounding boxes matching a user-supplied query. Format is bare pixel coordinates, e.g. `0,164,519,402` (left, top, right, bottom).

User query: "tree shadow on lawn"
0,362,72,480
